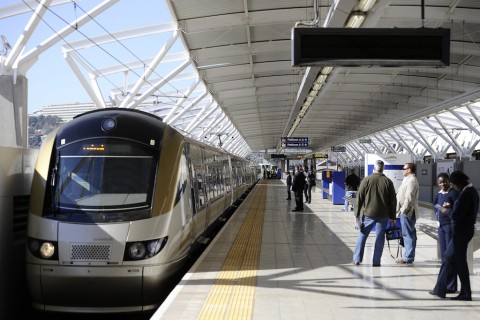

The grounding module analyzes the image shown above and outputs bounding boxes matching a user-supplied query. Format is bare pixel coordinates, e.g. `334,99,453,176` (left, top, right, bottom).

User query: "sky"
0,0,182,113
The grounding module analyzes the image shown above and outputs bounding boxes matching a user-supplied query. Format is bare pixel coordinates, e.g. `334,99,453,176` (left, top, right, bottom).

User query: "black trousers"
433,224,474,297
294,190,304,210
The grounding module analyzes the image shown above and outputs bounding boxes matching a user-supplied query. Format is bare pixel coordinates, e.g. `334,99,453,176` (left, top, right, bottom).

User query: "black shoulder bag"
385,226,404,259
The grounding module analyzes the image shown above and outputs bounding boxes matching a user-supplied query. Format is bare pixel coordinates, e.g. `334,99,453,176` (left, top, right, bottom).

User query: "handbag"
385,226,403,258
386,227,402,241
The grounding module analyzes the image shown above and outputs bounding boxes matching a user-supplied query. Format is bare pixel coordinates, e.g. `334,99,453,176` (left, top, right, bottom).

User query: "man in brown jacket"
352,160,397,266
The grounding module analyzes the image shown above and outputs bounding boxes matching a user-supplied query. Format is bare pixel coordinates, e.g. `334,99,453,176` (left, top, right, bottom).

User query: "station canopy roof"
1,0,480,164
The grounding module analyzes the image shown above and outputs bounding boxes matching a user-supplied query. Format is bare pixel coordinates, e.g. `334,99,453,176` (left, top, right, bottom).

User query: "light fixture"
358,0,376,12
321,67,333,75
346,12,366,28
315,74,327,84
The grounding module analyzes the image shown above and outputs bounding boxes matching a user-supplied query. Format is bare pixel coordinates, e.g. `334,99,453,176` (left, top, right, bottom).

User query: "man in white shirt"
396,162,419,264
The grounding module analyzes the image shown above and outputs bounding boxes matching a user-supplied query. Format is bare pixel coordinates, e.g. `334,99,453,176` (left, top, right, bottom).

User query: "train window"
189,145,206,211
222,158,231,193
205,151,227,199
46,138,157,221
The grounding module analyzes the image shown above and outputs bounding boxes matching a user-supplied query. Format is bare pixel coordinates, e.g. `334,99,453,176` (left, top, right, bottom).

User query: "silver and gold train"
26,108,259,313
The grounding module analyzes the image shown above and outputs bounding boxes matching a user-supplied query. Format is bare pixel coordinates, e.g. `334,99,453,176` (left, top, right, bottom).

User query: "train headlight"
127,242,146,260
27,238,58,260
146,237,168,258
40,242,55,259
124,237,168,261
101,118,116,131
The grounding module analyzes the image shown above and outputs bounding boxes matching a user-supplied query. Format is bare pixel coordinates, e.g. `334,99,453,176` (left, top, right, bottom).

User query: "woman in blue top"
433,172,460,293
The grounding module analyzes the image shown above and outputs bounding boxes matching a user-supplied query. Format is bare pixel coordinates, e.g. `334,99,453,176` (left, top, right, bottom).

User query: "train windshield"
47,138,157,222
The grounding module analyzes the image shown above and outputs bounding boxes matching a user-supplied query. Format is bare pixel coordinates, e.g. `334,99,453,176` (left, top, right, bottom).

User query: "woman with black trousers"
430,171,479,301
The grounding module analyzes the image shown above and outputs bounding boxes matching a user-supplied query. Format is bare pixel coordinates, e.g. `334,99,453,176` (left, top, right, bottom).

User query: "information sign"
331,145,346,152
314,153,328,158
281,137,309,147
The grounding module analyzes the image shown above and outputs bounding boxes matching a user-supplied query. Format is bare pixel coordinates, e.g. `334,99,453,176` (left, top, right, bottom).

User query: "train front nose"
28,222,146,311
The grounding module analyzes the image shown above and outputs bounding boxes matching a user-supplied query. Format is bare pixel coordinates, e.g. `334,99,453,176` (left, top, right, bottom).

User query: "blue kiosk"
331,171,345,205
321,170,345,205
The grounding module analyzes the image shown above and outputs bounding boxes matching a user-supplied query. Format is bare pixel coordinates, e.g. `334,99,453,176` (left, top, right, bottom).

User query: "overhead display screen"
292,27,450,67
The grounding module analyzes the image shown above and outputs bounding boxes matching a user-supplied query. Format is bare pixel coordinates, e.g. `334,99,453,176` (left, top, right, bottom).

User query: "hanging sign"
331,145,346,152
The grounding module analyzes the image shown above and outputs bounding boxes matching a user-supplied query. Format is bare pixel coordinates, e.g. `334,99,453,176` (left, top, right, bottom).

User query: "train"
25,108,259,313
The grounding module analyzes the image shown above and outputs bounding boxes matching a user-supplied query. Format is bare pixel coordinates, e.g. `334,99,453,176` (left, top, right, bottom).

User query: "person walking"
291,165,306,212
352,160,397,266
303,167,310,203
430,171,479,301
396,162,419,265
433,172,460,293
344,168,360,211
306,169,316,204
286,171,292,200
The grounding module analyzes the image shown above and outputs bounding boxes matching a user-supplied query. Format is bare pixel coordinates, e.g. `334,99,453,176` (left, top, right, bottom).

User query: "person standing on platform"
303,167,309,203
291,165,306,212
433,172,460,293
286,171,292,200
430,171,479,301
344,168,360,211
306,169,316,204
396,162,419,265
352,160,397,266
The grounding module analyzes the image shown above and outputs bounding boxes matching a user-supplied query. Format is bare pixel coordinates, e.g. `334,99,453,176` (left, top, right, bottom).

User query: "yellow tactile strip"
198,183,266,320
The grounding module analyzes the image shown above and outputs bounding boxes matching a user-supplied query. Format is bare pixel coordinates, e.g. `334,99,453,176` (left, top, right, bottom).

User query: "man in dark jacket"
291,165,306,212
352,160,397,266
286,171,292,200
344,168,360,211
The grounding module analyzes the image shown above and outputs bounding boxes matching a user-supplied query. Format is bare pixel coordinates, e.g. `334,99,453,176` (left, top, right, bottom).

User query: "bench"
417,223,438,240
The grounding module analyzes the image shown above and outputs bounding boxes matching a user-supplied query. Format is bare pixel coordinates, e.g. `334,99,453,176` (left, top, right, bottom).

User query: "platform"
152,179,480,320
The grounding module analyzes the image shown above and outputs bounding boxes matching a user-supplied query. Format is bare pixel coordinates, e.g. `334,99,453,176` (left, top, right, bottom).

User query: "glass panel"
47,138,157,221
189,145,206,210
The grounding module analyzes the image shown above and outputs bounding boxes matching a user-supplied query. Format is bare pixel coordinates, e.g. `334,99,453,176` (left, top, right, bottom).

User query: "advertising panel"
365,154,413,191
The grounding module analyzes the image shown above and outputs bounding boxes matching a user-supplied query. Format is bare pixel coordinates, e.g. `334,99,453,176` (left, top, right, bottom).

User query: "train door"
227,155,233,205
188,144,209,237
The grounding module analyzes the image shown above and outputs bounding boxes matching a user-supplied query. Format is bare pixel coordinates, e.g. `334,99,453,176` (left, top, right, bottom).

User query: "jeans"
344,191,356,211
400,213,417,262
353,216,389,265
306,185,312,203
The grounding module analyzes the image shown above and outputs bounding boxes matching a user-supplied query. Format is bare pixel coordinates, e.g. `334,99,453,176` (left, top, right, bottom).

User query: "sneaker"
395,258,413,265
352,261,360,265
